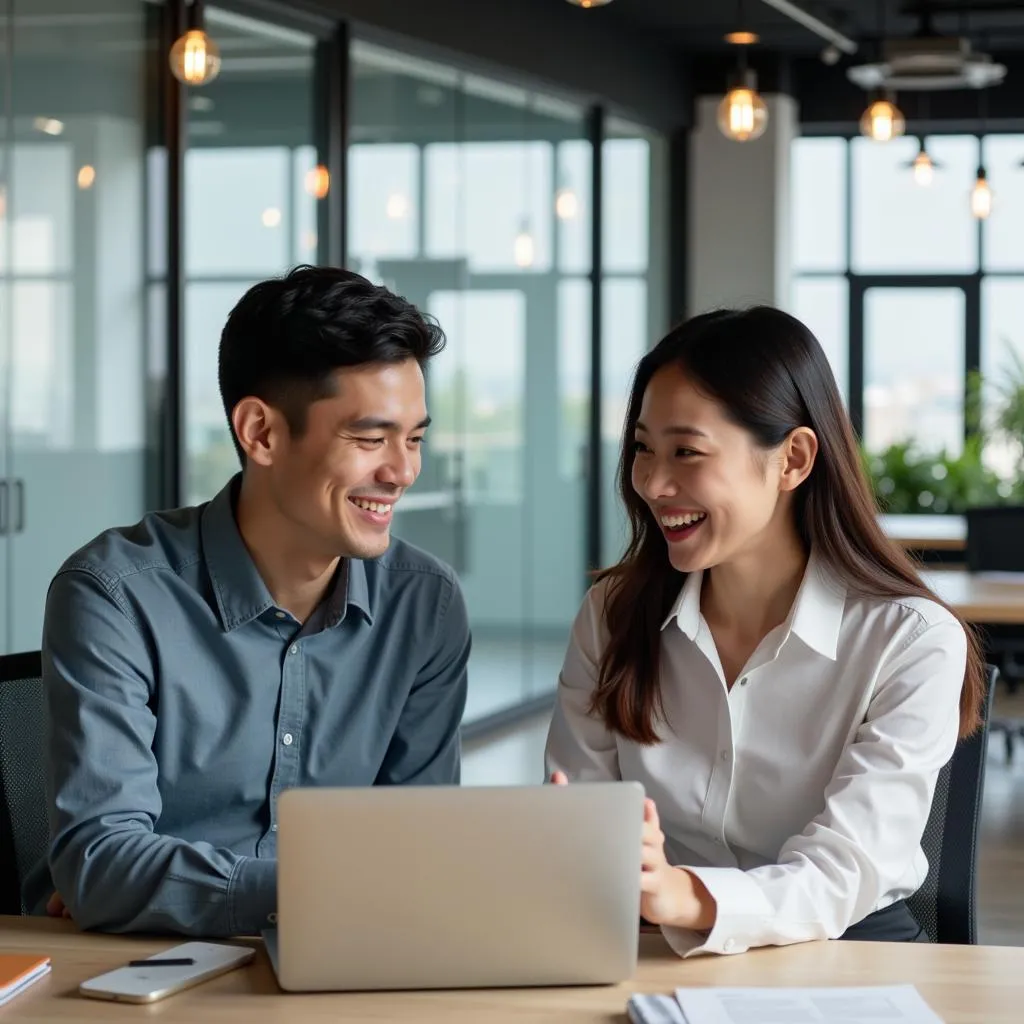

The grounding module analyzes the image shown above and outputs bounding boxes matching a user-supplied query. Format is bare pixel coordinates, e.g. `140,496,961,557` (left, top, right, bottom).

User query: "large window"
788,137,848,393
850,135,978,274
790,133,1024,485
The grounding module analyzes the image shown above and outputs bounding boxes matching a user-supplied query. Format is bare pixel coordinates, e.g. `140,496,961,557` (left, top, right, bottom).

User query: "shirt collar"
660,550,846,661
661,569,703,640
785,551,846,661
200,475,373,632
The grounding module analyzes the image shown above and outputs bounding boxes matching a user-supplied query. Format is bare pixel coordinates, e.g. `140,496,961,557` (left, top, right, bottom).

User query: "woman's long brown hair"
593,307,985,743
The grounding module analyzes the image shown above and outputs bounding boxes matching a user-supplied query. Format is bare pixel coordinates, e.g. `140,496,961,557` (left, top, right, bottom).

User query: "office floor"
463,690,1024,947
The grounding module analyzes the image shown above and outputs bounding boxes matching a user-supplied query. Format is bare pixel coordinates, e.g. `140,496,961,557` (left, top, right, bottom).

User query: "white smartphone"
78,941,255,1004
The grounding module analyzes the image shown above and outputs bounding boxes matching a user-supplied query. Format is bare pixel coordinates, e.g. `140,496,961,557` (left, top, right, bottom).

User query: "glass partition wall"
0,0,158,653
0,1,669,731
183,6,323,504
347,47,668,725
347,44,594,722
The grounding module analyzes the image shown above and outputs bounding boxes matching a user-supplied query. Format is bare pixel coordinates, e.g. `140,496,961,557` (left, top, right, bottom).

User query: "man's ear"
231,398,288,467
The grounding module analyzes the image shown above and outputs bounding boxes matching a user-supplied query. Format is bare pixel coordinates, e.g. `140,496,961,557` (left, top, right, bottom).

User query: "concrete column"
687,93,798,314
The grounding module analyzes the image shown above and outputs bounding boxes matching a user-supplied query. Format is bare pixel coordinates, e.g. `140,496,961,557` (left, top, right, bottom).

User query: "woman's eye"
632,440,650,454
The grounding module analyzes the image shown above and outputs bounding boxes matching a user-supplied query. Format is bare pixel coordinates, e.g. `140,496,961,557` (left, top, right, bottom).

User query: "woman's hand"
550,771,716,931
639,799,715,930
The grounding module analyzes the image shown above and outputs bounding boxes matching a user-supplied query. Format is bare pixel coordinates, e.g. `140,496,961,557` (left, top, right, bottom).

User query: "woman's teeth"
660,512,706,529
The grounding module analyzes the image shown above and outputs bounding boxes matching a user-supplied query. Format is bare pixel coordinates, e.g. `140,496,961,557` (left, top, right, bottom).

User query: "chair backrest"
906,663,997,944
0,651,48,915
965,505,1024,573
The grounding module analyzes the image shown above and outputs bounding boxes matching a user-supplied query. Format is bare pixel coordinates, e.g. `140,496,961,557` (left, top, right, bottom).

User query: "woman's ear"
779,427,818,492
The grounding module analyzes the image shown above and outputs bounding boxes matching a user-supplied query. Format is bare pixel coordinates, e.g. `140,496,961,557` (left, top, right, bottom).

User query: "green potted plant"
991,343,1024,482
862,366,1024,513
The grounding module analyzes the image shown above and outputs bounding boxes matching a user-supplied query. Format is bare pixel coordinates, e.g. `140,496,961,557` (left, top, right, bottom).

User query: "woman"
546,307,985,958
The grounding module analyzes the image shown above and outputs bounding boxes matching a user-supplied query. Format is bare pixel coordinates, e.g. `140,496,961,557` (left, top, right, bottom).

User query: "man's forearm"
52,826,276,936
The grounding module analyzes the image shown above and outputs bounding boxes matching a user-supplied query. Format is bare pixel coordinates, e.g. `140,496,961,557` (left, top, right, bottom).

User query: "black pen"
128,958,196,967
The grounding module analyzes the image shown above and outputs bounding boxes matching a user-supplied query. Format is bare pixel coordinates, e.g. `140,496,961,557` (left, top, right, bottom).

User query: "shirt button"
724,939,737,952
271,823,278,832
739,677,748,686
720,750,729,762
282,733,293,746
275,611,286,620
268,912,278,925
289,644,299,655
713,837,723,845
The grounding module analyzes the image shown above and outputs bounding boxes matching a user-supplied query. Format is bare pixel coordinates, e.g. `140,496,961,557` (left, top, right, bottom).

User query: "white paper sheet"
673,985,944,1024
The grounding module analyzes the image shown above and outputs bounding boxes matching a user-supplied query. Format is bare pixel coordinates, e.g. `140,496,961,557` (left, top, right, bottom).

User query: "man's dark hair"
218,265,445,464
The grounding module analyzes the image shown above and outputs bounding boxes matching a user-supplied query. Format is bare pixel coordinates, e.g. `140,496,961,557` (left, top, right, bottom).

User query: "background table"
922,569,1024,624
881,514,966,552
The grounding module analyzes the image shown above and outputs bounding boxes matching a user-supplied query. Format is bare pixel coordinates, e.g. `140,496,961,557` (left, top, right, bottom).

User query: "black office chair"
0,651,48,915
906,663,997,944
965,505,1024,759
965,505,1024,575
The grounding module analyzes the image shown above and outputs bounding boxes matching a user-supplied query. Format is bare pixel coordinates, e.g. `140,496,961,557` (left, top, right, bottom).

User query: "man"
27,266,470,936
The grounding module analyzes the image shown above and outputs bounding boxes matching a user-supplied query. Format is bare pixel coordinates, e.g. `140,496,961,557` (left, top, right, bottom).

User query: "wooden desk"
0,917,1021,1022
922,569,1024,625
880,514,966,552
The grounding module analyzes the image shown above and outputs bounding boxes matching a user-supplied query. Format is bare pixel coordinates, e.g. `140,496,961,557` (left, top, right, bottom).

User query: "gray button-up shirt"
28,476,469,936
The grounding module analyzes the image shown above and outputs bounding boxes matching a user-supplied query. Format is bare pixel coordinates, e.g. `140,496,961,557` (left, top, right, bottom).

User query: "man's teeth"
352,499,392,514
660,512,706,529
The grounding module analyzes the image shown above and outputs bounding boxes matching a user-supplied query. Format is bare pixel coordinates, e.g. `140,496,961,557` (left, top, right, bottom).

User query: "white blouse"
544,552,967,958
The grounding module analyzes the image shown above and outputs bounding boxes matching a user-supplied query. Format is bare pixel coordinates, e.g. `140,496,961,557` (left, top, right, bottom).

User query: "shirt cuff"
661,865,774,957
228,857,278,936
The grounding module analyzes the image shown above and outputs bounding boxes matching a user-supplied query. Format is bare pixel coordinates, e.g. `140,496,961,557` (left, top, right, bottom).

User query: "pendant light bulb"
513,223,535,268
717,69,768,142
386,191,410,219
859,98,905,142
912,146,934,187
169,2,221,86
304,165,330,200
971,168,993,220
555,187,578,219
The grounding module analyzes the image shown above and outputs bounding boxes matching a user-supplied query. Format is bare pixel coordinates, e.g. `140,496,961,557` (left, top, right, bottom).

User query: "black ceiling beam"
900,1,1024,14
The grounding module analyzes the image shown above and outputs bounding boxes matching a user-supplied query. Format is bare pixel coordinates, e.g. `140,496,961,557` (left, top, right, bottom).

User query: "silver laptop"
264,782,645,991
